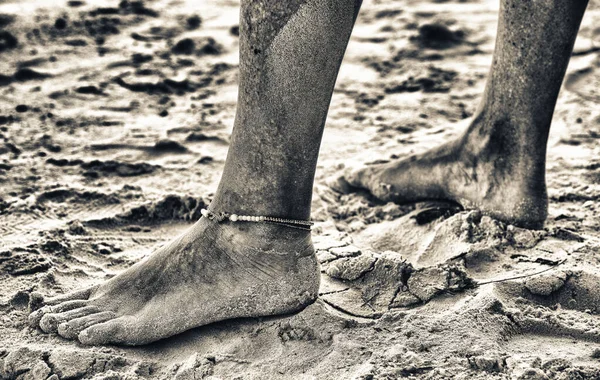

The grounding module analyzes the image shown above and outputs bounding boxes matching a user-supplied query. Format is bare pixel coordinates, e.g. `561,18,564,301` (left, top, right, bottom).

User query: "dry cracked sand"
1,0,600,379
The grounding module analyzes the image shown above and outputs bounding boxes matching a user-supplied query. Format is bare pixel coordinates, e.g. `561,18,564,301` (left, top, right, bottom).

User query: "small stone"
153,139,188,153
54,18,67,29
172,38,195,55
186,15,202,30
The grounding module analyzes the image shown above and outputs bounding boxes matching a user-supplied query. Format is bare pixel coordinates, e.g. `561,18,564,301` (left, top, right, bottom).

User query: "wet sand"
1,0,600,378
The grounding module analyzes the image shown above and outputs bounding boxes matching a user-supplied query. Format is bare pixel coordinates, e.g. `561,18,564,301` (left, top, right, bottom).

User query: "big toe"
329,164,376,194
78,316,133,346
57,311,116,340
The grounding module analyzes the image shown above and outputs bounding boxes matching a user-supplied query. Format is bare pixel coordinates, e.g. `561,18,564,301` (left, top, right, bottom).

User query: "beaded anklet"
200,208,313,231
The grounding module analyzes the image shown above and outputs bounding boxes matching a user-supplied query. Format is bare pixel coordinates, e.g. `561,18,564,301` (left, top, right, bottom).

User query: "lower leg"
344,0,588,229
213,0,362,220
29,0,362,345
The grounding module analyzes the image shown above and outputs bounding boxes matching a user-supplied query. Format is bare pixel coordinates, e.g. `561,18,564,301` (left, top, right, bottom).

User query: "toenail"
39,314,58,331
79,329,91,341
29,307,50,327
57,322,71,335
29,309,42,320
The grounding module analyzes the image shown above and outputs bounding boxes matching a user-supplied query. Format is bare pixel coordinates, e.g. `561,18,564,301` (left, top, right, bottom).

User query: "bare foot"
338,117,548,229
29,218,319,345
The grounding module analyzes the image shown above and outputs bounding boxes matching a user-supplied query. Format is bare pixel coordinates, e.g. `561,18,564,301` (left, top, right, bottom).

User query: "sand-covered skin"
1,0,600,378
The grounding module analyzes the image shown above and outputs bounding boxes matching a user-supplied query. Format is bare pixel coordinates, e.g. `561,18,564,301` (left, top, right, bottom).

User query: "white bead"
230,214,238,222
241,216,248,221
201,209,209,217
253,216,259,222
259,216,265,221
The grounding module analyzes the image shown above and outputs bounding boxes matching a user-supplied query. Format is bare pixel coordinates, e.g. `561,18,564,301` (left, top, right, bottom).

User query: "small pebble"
54,18,67,29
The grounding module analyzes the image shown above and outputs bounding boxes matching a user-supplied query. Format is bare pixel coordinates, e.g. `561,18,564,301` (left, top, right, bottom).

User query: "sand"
1,0,600,378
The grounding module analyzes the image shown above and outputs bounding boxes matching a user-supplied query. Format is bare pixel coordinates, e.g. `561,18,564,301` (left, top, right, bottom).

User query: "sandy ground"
1,0,600,378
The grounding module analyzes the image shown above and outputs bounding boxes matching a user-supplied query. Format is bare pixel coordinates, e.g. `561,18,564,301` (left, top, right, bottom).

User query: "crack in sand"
320,297,382,320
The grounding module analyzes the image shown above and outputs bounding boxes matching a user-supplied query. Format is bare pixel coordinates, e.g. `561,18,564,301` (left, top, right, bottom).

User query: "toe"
43,286,97,306
28,300,88,328
328,164,374,194
327,174,353,194
28,292,45,312
57,311,116,340
345,164,401,201
78,316,133,346
343,164,380,189
39,306,100,333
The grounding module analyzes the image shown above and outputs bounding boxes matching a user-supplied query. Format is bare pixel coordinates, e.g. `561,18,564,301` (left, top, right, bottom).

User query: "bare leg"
343,0,589,229
29,0,361,346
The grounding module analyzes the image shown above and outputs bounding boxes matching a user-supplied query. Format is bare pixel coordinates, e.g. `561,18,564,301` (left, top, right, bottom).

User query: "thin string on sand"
475,259,568,287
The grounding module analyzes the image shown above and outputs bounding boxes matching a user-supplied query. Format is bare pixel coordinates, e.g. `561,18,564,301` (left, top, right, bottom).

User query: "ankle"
200,216,315,258
458,110,548,169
